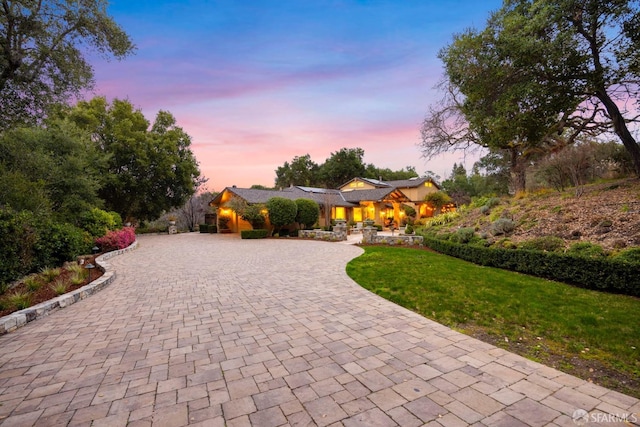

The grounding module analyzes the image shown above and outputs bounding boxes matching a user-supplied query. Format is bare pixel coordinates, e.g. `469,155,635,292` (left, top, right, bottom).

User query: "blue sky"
90,0,503,190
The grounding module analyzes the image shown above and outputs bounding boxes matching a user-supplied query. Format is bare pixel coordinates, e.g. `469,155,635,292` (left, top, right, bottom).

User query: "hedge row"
241,229,269,239
199,224,217,233
422,237,640,297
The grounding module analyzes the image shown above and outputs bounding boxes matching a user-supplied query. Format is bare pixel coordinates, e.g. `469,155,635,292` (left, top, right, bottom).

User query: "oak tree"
0,0,134,128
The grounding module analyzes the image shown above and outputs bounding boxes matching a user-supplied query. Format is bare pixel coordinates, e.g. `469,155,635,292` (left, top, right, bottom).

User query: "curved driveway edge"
0,241,139,336
0,233,637,426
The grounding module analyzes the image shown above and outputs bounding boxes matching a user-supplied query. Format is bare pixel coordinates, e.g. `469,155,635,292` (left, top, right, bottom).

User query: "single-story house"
209,177,451,233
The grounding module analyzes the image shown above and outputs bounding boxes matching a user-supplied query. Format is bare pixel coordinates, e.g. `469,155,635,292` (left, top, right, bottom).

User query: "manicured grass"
346,245,640,398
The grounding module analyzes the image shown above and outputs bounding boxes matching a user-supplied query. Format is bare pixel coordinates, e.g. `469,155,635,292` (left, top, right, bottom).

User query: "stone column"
333,219,348,241
362,226,377,244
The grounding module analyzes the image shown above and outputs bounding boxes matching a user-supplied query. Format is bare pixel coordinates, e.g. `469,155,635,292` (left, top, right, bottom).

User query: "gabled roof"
341,188,410,203
384,177,440,189
339,177,392,189
340,176,441,190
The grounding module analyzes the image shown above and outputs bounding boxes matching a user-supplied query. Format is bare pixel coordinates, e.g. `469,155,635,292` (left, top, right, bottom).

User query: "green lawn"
346,245,640,398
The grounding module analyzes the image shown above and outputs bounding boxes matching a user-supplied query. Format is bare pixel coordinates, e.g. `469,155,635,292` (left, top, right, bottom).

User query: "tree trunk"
596,91,640,177
509,147,527,194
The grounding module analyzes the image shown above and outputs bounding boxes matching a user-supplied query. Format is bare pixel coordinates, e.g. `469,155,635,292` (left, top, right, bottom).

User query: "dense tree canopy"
62,97,200,222
421,0,640,190
0,119,104,220
274,149,418,189
275,154,320,189
0,0,135,129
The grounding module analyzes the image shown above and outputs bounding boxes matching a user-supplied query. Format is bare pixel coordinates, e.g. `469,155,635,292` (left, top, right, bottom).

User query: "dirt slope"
446,178,640,251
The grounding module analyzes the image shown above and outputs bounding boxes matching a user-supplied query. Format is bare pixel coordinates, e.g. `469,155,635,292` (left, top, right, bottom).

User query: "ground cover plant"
346,245,640,398
0,259,103,317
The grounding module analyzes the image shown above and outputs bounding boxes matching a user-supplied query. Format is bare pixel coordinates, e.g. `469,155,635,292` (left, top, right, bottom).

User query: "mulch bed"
0,256,104,318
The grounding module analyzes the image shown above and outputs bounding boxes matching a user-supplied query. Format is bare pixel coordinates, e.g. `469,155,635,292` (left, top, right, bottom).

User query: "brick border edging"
0,240,139,335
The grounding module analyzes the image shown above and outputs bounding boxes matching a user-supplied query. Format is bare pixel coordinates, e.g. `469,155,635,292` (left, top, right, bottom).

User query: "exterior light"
92,246,99,254
85,263,95,282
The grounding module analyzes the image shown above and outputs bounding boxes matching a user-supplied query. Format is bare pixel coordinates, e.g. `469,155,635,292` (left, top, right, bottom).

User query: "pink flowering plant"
95,227,136,252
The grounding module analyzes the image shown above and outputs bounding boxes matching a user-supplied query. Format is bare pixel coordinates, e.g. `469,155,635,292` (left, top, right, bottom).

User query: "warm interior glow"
335,207,345,219
353,208,363,222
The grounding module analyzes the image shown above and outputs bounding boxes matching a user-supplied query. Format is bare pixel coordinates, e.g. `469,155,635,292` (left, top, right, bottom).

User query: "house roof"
384,177,441,189
210,179,416,208
340,176,441,190
210,186,356,207
340,188,409,203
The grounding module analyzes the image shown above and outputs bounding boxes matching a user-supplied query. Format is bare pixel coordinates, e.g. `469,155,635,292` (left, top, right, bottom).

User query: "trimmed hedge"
199,224,209,233
241,229,269,239
423,237,640,297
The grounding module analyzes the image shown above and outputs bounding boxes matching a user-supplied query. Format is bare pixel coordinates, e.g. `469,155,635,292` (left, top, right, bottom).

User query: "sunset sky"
90,0,503,191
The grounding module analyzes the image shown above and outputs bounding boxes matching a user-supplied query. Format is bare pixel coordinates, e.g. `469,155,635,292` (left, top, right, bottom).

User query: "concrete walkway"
0,234,637,427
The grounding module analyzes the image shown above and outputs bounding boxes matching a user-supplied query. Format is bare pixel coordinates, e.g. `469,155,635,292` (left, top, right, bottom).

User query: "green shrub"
423,212,461,227
79,208,119,237
36,221,91,268
404,224,414,234
241,229,269,239
490,218,515,236
266,197,297,232
208,225,217,233
452,227,475,244
423,237,640,297
520,236,565,252
493,238,518,249
241,204,267,229
566,242,607,258
0,208,39,284
424,191,453,215
199,224,208,233
613,248,640,264
295,198,320,229
135,224,167,234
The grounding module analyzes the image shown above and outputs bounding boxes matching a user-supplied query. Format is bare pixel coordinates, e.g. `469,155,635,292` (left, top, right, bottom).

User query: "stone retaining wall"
362,227,423,246
298,220,348,241
0,241,138,335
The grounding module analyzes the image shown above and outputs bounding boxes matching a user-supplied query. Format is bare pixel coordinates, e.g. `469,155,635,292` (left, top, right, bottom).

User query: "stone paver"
0,233,638,426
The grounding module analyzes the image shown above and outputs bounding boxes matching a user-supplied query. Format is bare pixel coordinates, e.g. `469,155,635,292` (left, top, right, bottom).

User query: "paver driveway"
0,234,638,427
